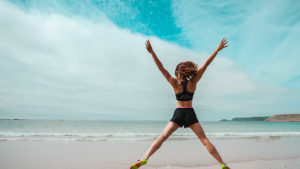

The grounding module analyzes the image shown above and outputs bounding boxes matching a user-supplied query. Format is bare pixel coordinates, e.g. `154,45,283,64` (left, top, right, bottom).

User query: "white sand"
0,136,299,169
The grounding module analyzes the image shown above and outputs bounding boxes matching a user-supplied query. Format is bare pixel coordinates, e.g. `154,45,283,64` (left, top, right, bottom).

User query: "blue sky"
0,0,300,120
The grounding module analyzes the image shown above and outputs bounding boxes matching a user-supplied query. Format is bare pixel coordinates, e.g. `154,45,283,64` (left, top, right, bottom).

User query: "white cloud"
171,0,300,84
0,1,298,120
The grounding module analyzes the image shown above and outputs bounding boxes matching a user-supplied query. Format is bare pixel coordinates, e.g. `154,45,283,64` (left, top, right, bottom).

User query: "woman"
130,38,230,169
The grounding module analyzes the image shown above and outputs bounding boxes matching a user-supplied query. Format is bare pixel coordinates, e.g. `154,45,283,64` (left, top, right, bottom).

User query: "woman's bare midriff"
176,100,193,108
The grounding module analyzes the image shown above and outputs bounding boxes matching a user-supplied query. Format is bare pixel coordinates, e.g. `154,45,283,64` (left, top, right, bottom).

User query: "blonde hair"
175,61,198,81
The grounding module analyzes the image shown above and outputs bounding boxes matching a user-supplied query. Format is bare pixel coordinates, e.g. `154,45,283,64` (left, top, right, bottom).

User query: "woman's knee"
200,137,210,145
200,138,216,153
159,134,169,141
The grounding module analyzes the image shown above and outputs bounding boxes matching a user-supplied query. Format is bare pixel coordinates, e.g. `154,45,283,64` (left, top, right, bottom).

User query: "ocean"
0,120,300,141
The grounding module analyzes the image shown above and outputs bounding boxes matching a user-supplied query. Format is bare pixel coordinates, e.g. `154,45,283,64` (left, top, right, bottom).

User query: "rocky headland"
221,114,300,122
264,114,300,122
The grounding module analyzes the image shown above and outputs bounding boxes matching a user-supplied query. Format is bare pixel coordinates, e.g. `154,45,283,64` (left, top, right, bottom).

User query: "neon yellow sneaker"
221,163,230,169
130,158,148,169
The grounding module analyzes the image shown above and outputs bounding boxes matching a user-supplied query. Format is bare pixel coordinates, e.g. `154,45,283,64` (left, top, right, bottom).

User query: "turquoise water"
0,120,300,141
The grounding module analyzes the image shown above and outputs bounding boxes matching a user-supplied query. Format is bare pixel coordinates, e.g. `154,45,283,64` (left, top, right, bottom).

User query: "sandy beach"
1,136,299,169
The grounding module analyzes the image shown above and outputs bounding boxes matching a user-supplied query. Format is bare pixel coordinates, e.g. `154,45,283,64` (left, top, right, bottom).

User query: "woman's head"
175,61,198,81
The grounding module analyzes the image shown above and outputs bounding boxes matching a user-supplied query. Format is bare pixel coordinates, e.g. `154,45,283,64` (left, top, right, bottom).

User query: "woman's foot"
130,158,148,169
220,163,230,169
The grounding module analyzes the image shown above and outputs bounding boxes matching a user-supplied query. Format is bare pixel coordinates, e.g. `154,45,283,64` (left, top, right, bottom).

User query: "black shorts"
170,108,199,128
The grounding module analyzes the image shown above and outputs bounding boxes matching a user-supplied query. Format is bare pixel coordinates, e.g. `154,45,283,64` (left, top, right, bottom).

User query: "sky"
0,0,300,121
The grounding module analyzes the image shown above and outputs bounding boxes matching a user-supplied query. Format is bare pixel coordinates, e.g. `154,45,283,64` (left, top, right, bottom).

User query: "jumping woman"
130,38,230,169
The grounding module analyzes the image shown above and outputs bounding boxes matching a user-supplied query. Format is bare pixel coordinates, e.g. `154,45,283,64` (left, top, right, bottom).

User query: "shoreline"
1,134,300,142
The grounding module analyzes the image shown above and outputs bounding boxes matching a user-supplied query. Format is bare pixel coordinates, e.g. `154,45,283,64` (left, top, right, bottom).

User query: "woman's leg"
190,123,224,163
142,121,179,159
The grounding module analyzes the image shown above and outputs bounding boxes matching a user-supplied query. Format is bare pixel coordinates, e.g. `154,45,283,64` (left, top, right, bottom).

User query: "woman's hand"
217,38,228,51
146,40,154,54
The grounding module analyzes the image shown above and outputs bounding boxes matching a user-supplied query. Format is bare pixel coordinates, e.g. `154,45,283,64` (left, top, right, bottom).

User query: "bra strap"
182,81,188,92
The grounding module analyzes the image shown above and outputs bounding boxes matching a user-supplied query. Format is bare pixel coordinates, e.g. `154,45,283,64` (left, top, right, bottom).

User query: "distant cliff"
264,114,300,122
220,114,300,122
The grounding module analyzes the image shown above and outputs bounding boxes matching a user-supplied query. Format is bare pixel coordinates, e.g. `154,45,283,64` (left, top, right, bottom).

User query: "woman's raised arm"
191,38,228,83
145,40,177,88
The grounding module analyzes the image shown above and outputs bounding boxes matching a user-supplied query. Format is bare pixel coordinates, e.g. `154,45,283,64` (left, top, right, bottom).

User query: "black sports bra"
175,81,194,101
